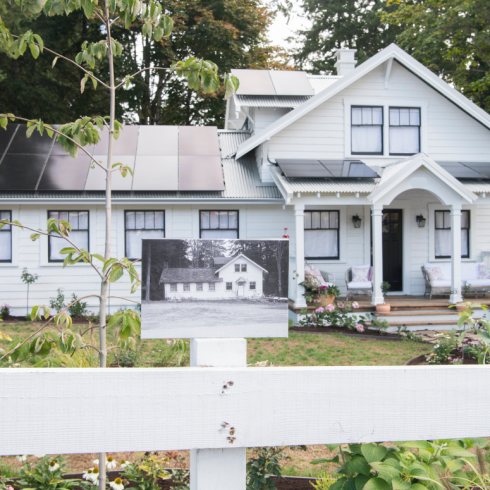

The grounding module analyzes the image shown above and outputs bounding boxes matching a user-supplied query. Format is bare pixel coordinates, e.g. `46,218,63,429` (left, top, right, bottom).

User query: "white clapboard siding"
1,366,490,455
254,108,290,132
269,61,490,160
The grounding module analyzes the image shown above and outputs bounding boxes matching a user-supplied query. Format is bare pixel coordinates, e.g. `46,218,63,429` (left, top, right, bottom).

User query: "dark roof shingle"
159,268,223,283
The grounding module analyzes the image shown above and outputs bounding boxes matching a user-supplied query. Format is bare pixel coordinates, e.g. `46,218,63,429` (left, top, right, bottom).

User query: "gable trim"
215,253,269,274
236,45,490,159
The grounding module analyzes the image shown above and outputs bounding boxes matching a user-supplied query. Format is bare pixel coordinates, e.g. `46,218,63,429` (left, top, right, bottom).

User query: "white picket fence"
1,340,490,489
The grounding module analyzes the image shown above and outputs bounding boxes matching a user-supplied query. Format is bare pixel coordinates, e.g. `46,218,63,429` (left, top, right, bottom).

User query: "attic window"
351,106,383,155
389,108,420,155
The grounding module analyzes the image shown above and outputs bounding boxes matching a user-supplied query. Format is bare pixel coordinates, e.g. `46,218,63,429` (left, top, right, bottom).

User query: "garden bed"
405,349,479,365
290,325,413,341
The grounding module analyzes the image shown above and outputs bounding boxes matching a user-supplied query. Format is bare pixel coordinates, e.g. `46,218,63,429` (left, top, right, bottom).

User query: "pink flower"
337,302,345,309
452,358,459,363
321,285,327,289
326,304,335,312
315,307,325,313
313,299,320,303
448,357,452,361
355,324,364,332
166,339,173,345
352,302,359,309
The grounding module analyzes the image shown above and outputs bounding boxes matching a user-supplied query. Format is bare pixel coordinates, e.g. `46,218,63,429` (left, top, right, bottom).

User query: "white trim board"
236,44,490,159
1,366,489,455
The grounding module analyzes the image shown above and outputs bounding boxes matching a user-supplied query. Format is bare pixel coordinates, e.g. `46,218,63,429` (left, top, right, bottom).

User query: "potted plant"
451,282,471,311
321,285,341,307
299,280,340,307
376,281,391,313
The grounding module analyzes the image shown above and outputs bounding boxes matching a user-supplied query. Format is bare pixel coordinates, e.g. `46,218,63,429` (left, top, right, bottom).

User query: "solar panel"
231,69,276,96
319,160,345,177
269,71,315,96
0,124,18,154
7,126,54,154
92,125,139,155
137,126,178,156
179,155,224,191
132,156,178,191
178,126,220,156
348,162,379,177
437,162,484,178
85,155,135,191
38,154,91,191
460,162,490,178
0,154,47,190
276,159,333,178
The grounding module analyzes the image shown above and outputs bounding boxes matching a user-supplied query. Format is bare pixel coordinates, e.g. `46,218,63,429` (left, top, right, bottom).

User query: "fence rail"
1,365,490,456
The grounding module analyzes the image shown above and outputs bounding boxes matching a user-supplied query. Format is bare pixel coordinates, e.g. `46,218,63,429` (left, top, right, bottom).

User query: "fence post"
189,338,247,490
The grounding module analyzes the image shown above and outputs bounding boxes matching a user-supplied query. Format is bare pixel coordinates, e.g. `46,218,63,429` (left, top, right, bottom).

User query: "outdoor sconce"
416,215,427,228
352,214,362,228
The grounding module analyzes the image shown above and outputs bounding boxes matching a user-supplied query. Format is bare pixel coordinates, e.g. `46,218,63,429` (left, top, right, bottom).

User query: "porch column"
371,204,384,305
449,203,463,304
294,203,307,308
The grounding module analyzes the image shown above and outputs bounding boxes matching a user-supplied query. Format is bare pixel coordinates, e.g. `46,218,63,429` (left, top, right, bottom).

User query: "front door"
382,210,403,292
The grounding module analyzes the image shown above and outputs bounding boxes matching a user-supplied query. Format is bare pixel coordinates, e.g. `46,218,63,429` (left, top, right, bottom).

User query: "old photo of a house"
141,239,289,338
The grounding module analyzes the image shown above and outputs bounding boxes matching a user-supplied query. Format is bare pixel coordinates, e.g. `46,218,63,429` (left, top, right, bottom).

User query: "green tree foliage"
382,0,490,113
0,0,283,126
291,0,400,73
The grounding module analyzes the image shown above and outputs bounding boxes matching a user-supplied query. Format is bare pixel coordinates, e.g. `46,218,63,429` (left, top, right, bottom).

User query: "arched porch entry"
368,154,478,305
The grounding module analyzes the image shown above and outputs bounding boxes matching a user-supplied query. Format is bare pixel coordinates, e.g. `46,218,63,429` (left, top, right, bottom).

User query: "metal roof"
458,180,490,193
307,75,342,94
0,131,282,201
235,95,310,109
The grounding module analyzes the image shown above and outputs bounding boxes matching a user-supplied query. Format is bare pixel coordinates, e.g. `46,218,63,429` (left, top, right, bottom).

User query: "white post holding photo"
190,338,247,490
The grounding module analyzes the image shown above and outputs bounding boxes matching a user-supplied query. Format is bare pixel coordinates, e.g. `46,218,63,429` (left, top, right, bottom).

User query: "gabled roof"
236,44,490,159
368,153,478,204
215,253,268,274
159,268,223,283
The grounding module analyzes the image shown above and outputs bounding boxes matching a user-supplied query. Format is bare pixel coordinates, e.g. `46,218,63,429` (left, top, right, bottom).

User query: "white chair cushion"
465,279,490,287
463,263,480,281
431,280,451,288
348,281,372,289
438,263,452,280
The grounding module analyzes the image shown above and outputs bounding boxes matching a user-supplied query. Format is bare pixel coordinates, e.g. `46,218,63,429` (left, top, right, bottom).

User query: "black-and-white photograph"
141,239,289,338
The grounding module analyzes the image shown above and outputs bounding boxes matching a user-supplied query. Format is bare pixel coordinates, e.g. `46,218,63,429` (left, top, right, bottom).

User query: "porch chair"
345,265,373,301
305,265,335,287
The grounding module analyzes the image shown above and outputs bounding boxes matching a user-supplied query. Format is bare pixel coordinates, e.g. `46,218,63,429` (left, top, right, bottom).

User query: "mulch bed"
290,325,406,341
405,349,479,365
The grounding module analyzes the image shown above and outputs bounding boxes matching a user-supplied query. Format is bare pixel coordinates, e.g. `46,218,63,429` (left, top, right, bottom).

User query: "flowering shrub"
299,301,368,330
18,456,79,490
0,304,10,320
120,452,171,490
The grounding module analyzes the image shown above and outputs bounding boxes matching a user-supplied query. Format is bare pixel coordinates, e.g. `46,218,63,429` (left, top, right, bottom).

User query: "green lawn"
1,322,429,367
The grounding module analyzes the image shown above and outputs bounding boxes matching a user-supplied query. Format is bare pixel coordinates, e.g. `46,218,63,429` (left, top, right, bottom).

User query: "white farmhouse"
2,44,490,330
159,254,268,300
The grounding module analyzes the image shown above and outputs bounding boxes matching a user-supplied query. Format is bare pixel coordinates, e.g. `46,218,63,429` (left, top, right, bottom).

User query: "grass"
1,323,429,368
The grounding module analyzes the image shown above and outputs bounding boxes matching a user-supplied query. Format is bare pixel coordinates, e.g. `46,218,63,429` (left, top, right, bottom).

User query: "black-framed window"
48,211,89,262
435,210,470,258
389,107,420,155
184,283,190,291
351,106,383,155
250,281,256,290
234,264,240,272
241,264,247,272
170,283,177,292
304,211,339,259
125,211,165,260
226,282,232,291
209,283,215,291
0,211,12,263
196,283,203,291
200,211,238,238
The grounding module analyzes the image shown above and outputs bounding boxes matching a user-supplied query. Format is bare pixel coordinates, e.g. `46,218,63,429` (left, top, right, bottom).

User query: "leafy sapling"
20,268,38,317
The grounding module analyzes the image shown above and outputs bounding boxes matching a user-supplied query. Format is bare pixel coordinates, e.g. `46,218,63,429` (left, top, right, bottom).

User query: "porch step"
372,310,459,323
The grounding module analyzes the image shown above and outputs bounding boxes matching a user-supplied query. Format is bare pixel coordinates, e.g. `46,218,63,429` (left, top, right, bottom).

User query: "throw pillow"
478,263,490,279
426,266,444,282
352,267,369,282
305,266,324,285
367,267,373,281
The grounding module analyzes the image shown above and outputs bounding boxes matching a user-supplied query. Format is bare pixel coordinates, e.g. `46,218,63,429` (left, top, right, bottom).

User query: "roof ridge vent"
335,49,357,76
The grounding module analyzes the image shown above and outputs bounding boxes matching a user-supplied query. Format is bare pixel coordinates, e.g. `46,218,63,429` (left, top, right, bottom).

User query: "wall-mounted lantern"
416,215,427,228
352,214,362,228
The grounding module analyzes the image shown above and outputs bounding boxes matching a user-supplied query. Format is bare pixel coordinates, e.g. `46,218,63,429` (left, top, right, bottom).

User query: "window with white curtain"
351,106,383,155
389,108,420,155
200,211,238,238
125,211,165,260
48,211,89,262
435,210,469,258
0,210,12,262
304,211,339,259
